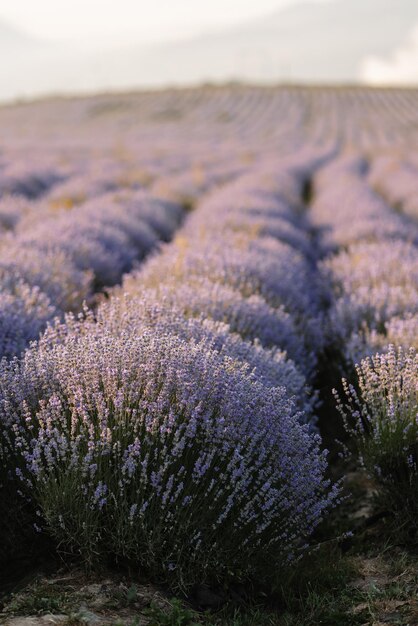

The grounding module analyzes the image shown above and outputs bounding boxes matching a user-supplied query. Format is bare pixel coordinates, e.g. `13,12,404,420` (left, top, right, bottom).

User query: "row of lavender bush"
0,165,63,201
0,189,183,360
0,158,339,590
369,152,418,222
311,154,418,530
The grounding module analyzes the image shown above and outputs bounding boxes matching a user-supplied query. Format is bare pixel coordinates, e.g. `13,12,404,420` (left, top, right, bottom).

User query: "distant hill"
0,0,417,101
119,0,418,84
230,0,418,81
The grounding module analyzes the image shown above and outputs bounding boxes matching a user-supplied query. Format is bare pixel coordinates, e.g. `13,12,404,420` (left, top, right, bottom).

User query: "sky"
0,0,329,46
0,0,417,101
361,24,418,85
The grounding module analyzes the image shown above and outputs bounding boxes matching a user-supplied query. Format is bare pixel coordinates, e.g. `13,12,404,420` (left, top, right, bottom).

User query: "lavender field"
0,85,418,625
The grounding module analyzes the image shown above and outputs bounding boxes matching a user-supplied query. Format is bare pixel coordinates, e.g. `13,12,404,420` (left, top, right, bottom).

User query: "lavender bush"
0,313,338,589
336,346,418,529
